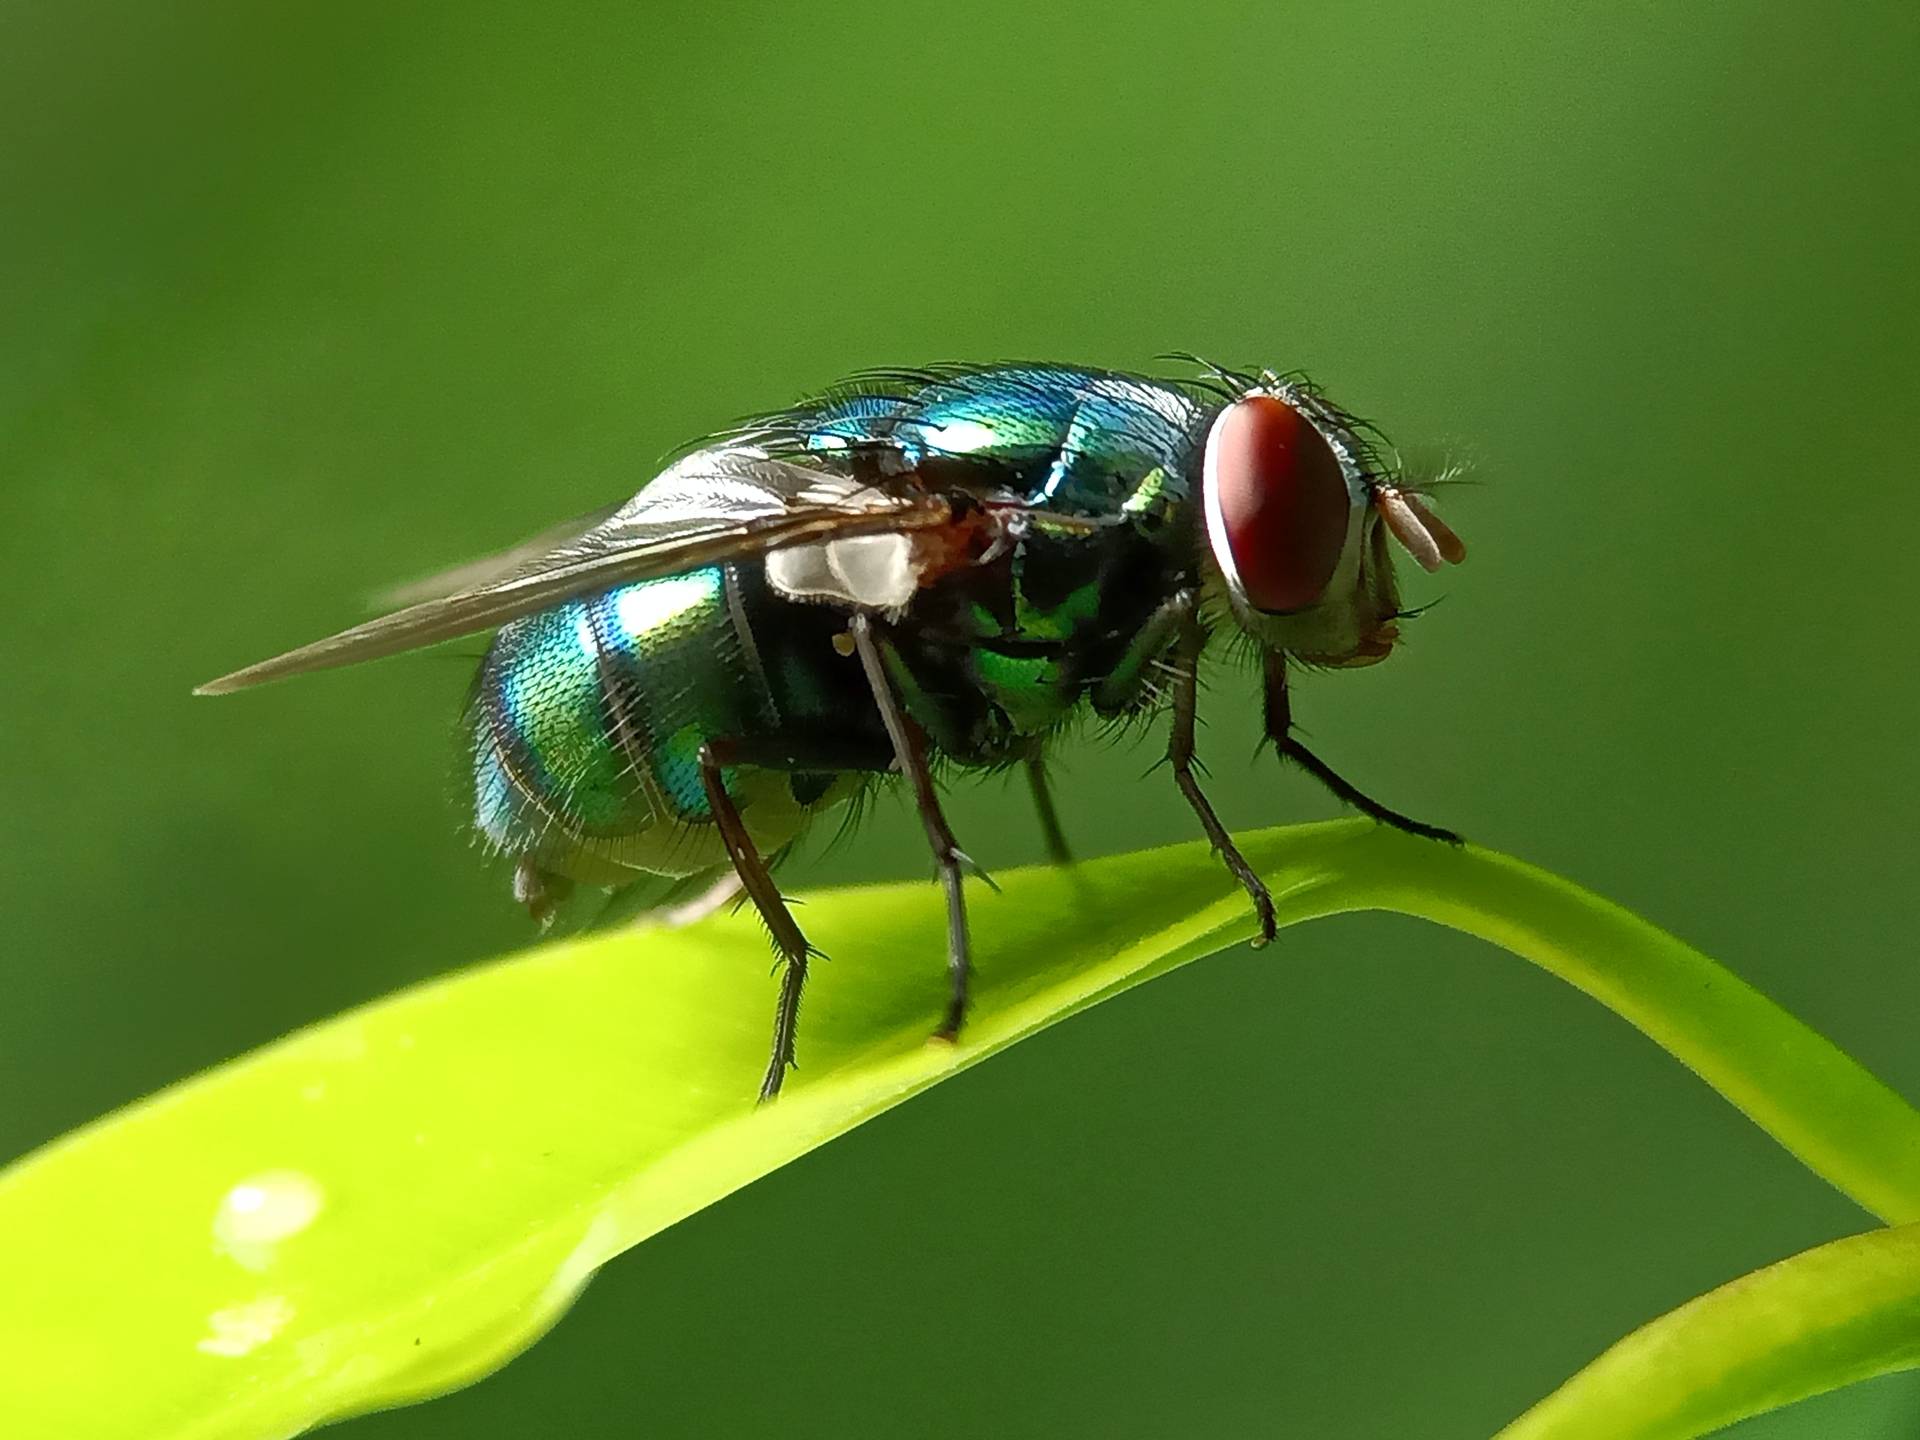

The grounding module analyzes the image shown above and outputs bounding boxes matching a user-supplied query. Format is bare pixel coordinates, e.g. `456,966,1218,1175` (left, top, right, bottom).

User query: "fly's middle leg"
848,614,979,1042
1167,595,1278,946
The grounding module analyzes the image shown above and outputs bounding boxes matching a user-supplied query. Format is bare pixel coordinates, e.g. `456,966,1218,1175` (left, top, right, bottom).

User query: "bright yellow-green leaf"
1501,1221,1920,1439
2,822,1917,1439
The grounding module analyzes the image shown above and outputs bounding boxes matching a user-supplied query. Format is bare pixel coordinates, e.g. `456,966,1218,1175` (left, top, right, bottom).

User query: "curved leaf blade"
0,822,1914,1439
1499,1222,1920,1440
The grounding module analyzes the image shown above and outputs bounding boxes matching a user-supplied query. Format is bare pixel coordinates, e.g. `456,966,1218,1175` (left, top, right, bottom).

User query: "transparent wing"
197,451,950,696
369,502,626,610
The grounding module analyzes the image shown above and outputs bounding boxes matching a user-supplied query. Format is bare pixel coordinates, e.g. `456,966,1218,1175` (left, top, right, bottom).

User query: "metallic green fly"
200,360,1466,1099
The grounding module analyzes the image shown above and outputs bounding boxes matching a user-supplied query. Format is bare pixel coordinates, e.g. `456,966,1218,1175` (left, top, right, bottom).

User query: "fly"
199,360,1467,1100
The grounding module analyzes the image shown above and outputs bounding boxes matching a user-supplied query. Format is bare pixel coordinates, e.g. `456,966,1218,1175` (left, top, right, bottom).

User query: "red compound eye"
1203,394,1351,613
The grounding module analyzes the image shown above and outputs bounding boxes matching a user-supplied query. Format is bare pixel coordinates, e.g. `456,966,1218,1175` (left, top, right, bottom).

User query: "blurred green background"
3,2,1916,1435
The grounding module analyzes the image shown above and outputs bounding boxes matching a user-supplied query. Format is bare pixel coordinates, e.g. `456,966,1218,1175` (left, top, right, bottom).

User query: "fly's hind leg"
698,740,812,1103
1262,653,1462,845
848,614,982,1042
1167,595,1278,945
698,733,892,1102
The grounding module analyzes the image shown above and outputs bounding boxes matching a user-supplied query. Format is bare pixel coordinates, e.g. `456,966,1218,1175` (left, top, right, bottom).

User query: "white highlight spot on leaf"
213,1170,325,1272
196,1295,295,1358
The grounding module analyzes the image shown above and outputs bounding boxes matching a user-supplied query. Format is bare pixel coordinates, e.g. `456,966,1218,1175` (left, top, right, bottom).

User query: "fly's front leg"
1168,597,1278,945
848,614,978,1041
1262,653,1461,845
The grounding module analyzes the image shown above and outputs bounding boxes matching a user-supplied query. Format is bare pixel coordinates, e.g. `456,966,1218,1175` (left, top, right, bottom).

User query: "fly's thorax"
868,499,1197,761
1197,378,1464,667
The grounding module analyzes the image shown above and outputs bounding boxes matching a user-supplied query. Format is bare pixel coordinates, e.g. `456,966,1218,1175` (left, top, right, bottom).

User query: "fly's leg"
698,739,814,1102
1262,653,1462,845
699,732,894,1101
848,614,979,1041
1169,597,1278,946
1025,748,1072,866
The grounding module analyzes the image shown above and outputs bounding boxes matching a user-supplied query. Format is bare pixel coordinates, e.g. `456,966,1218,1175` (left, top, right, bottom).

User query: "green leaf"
1499,1222,1920,1440
2,821,1916,1439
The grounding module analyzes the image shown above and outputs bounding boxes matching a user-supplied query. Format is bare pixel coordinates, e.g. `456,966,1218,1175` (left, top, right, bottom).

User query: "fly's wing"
196,449,951,696
369,502,626,609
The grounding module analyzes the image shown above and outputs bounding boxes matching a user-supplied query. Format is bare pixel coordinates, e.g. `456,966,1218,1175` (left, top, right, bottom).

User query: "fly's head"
1199,374,1465,666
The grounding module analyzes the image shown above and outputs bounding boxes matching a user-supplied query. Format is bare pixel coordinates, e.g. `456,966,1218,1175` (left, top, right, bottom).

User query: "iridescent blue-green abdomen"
473,565,870,882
